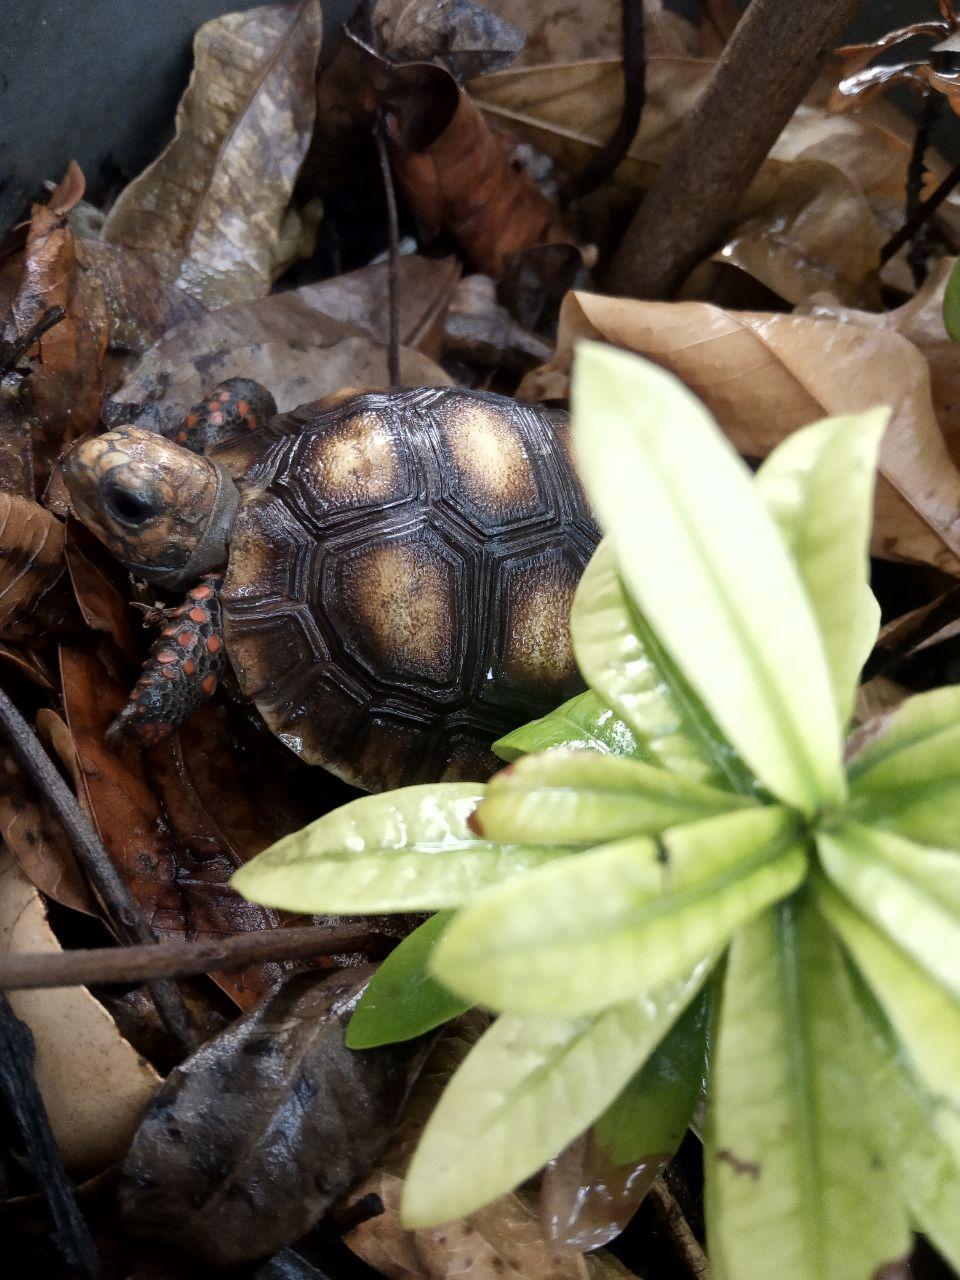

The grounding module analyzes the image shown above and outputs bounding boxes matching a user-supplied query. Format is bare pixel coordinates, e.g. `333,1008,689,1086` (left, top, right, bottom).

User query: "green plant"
232,343,960,1278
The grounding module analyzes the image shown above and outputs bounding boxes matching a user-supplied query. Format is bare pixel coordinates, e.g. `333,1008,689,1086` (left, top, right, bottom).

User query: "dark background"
0,0,947,235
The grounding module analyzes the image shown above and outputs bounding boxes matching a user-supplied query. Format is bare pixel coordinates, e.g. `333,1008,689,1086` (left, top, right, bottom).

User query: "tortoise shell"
217,387,599,791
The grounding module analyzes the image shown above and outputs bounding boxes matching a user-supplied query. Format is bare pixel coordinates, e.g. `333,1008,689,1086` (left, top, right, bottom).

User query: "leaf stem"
375,115,401,388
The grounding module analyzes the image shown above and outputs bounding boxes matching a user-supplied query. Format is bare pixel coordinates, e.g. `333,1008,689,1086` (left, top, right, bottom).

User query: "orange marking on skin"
209,410,224,426
178,631,198,648
155,648,178,664
129,690,140,700
185,413,199,426
162,625,179,637
246,416,258,430
201,674,217,694
182,659,196,676
177,431,188,444
236,400,250,416
161,666,178,680
206,635,221,654
218,391,231,402
188,607,206,623
190,584,213,599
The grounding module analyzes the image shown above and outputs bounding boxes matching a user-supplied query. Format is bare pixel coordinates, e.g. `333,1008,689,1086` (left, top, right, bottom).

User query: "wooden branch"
605,0,864,299
0,924,394,991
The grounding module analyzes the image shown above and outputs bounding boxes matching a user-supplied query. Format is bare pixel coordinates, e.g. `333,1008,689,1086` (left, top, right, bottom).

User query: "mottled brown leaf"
102,1,324,308
0,493,70,639
540,1132,664,1253
520,292,960,573
376,0,526,79
106,256,458,435
119,967,427,1265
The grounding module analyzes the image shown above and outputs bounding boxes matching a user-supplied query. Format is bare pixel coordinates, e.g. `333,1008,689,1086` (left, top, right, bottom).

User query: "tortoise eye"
103,483,160,526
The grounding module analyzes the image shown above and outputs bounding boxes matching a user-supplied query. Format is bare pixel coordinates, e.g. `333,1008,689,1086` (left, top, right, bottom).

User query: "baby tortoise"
63,382,599,791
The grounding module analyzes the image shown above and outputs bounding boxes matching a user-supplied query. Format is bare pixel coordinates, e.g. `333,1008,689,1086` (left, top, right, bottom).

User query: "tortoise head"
62,426,239,589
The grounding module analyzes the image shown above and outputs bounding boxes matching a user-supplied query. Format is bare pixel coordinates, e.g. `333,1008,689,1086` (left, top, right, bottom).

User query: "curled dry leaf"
106,255,458,435
0,493,71,640
119,967,427,1266
0,851,160,1176
346,1015,591,1280
485,0,698,63
519,292,960,573
102,1,324,308
8,198,109,451
369,49,577,277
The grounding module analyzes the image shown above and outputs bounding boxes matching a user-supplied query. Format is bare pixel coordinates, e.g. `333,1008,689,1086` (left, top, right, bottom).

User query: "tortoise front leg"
107,575,226,748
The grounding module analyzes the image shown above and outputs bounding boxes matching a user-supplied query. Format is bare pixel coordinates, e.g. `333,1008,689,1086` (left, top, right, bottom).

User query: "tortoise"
63,381,599,792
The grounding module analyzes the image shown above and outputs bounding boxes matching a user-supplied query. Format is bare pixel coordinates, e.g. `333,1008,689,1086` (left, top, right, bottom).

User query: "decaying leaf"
375,0,526,79
484,0,699,64
106,255,458,435
0,493,71,640
8,197,109,451
346,1015,591,1280
119,967,427,1265
0,851,160,1176
102,1,324,308
0,725,95,915
520,292,960,573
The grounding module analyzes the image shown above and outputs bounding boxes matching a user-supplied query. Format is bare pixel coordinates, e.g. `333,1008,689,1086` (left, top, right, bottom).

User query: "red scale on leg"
168,379,277,454
106,574,226,748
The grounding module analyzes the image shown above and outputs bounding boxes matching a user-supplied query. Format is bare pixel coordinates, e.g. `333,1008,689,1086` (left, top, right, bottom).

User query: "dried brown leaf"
376,0,526,79
346,1017,588,1280
0,850,160,1176
0,743,95,915
485,0,697,63
46,160,87,218
119,967,427,1265
106,255,458,435
520,291,960,573
102,1,323,308
0,493,70,639
385,62,577,277
8,200,109,451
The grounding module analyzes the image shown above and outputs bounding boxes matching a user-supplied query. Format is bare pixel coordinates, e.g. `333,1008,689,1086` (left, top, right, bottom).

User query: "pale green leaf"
432,806,807,1016
755,409,887,727
401,955,715,1227
230,784,571,913
819,882,960,1163
847,685,960,846
819,822,960,1001
494,690,647,763
852,968,960,1273
571,343,844,814
593,987,709,1165
570,540,748,790
472,750,755,846
706,899,909,1280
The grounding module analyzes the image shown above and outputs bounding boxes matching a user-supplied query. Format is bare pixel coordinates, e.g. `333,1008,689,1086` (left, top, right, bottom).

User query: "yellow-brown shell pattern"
221,388,599,791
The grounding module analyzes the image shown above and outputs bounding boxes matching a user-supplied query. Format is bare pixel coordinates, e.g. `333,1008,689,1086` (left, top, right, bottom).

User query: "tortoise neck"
155,466,238,590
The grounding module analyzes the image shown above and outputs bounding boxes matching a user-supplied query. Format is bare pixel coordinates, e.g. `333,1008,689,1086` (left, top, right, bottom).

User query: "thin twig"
568,0,645,199
881,152,960,265
0,924,395,991
0,684,195,1051
0,305,66,374
650,1176,710,1279
0,994,100,1278
375,116,401,388
605,0,864,298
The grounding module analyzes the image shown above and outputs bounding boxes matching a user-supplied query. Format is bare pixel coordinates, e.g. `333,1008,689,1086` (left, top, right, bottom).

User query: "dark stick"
0,994,100,1278
904,92,942,287
0,684,195,1051
568,0,645,199
604,0,864,298
0,924,394,991
881,151,960,266
0,305,66,374
375,116,401,388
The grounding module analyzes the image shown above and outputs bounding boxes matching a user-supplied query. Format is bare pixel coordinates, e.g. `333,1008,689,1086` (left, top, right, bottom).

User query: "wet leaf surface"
0,493,71,640
119,966,428,1265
